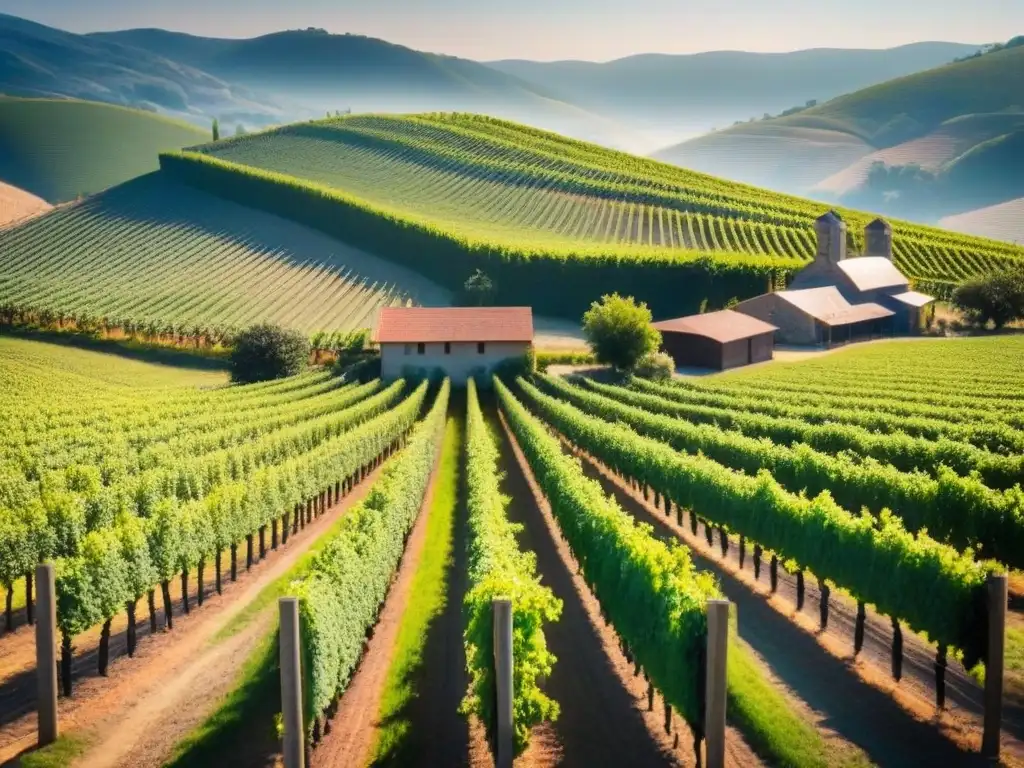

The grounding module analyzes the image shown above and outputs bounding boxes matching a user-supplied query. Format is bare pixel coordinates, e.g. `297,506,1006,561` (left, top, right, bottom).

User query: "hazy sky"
3,0,1022,61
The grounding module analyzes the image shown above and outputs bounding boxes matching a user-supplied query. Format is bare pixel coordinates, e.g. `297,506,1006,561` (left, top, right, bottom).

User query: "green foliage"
462,379,561,752
544,374,1024,569
953,268,1024,329
535,349,596,371
516,376,999,664
463,269,496,306
582,294,660,371
230,323,310,384
212,118,220,142
631,351,674,381
495,377,719,730
296,380,450,734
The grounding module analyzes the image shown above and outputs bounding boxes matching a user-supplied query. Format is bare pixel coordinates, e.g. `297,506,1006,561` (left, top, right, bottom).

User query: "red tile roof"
373,306,534,344
652,309,778,344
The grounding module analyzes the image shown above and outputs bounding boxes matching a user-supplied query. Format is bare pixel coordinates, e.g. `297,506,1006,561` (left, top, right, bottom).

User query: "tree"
212,119,220,141
229,323,310,383
953,268,1024,329
235,124,247,137
463,269,496,306
582,294,661,372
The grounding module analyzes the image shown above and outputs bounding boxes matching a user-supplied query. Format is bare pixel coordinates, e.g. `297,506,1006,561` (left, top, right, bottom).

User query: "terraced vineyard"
0,174,450,336
172,113,1023,296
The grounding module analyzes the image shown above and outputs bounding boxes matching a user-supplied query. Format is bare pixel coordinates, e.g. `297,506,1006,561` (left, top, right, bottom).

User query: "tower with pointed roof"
814,210,847,266
864,218,893,260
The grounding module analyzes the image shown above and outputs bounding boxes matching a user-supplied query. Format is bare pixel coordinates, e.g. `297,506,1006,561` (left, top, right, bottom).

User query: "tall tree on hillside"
212,119,220,141
582,293,661,372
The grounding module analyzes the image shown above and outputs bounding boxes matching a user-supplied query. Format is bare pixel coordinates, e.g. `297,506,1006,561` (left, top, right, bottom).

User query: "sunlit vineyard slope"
0,174,451,336
158,113,1024,316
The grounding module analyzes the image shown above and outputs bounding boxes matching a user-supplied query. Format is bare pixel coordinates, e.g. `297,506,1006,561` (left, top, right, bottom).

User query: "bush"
229,323,309,383
463,269,496,306
952,269,1024,329
535,350,596,372
582,294,660,371
631,351,674,381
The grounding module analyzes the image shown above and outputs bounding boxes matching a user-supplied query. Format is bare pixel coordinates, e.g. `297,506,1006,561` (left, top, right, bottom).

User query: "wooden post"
705,600,730,768
983,574,1007,759
36,563,58,746
280,598,305,768
493,598,513,768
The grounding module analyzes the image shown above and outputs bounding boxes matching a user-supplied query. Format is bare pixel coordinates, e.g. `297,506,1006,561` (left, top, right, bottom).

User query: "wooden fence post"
705,600,730,768
280,598,305,768
36,563,58,747
982,574,1007,759
493,598,513,768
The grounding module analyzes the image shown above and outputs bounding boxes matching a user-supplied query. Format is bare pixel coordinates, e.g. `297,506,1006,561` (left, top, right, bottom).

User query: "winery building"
653,310,778,370
373,306,533,384
735,213,934,345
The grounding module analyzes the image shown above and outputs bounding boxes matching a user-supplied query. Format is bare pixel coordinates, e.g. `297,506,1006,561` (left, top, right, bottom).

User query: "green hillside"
654,44,1024,209
157,113,1023,315
0,97,210,202
0,173,449,335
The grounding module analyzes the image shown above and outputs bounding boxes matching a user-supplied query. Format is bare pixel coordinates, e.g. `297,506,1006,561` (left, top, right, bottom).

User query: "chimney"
814,210,847,265
864,218,893,260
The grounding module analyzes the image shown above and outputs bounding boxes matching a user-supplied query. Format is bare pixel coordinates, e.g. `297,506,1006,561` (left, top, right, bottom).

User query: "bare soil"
572,445,1022,766
310,443,445,768
494,407,760,767
0,182,50,229
0,467,386,767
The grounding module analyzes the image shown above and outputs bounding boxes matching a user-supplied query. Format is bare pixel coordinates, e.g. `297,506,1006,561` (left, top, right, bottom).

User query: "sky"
3,0,1022,61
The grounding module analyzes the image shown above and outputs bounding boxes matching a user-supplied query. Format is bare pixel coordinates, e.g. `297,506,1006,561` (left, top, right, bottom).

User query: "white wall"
380,341,530,384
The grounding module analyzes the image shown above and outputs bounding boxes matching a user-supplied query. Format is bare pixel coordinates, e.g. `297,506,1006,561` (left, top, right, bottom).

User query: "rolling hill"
0,13,280,127
940,198,1024,245
490,43,979,149
155,114,1023,314
655,42,1024,227
0,97,209,202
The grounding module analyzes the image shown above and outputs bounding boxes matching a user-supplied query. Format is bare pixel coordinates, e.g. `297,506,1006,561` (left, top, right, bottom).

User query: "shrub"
952,269,1024,329
582,294,660,372
229,323,309,383
632,351,674,381
535,350,596,372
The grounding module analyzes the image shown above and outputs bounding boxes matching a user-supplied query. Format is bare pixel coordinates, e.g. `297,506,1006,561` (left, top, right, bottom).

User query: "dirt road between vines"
0,465,386,768
495,407,760,767
573,445,1015,766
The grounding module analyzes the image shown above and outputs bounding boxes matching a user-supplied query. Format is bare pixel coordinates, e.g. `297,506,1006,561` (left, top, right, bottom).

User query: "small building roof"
373,306,533,344
865,218,892,232
816,210,843,225
775,286,894,326
836,256,908,292
652,309,778,344
888,290,935,308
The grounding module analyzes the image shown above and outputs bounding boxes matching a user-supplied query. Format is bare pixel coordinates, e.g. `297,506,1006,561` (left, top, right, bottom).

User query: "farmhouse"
373,306,533,384
653,310,778,370
736,212,934,346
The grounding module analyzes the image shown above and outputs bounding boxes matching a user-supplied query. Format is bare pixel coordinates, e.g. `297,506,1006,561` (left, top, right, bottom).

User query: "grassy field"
0,97,209,203
0,173,450,336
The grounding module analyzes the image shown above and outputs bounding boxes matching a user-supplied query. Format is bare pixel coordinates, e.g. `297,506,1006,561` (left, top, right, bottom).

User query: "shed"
652,310,778,370
373,306,533,384
736,286,894,346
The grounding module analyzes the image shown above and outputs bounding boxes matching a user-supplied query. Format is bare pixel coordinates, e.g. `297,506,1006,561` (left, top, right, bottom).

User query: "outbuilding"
652,309,778,371
373,306,533,384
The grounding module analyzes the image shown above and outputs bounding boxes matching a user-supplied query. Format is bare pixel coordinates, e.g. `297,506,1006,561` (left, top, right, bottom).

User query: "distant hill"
489,43,980,148
0,13,280,127
88,27,630,147
655,42,1024,223
0,97,209,202
940,198,1024,245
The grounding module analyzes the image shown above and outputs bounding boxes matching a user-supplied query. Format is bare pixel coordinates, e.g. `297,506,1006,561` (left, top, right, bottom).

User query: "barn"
652,310,778,371
373,306,533,384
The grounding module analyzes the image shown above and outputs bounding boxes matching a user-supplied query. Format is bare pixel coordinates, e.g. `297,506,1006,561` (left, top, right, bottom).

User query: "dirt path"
572,446,1003,766
310,445,443,768
494,407,759,768
0,467,386,767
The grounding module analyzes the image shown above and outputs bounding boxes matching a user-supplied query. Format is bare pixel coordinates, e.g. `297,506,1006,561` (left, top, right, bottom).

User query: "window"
444,342,451,355
417,342,425,355
404,343,413,355
477,342,486,354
